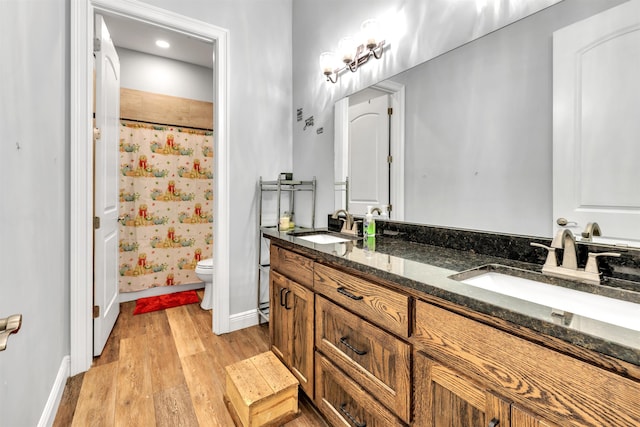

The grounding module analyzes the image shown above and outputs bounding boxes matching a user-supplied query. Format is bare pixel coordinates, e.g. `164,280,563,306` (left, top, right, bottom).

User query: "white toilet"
195,258,214,310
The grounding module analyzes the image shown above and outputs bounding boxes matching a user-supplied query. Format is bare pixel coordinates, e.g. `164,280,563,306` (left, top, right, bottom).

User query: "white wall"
118,47,214,102
131,0,293,315
0,0,69,425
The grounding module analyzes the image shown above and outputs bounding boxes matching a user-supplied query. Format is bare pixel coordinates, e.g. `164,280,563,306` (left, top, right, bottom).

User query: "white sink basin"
459,271,640,331
297,234,352,244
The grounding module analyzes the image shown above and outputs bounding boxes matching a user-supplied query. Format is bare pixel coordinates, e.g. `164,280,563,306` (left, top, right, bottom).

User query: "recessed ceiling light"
155,40,170,49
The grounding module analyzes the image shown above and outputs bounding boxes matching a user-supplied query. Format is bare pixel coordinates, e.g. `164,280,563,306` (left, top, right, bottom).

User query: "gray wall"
0,0,69,425
118,47,214,102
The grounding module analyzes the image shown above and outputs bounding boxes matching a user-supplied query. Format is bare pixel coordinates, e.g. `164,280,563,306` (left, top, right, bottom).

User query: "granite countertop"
263,227,640,367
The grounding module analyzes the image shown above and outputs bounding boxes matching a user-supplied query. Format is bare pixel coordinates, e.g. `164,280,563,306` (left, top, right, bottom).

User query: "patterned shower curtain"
118,121,213,293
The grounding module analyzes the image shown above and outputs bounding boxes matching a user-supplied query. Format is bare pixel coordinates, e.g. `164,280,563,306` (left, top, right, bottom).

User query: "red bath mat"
133,290,200,315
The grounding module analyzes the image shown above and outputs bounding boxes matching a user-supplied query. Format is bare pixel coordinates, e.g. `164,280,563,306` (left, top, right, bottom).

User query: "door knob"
0,314,22,351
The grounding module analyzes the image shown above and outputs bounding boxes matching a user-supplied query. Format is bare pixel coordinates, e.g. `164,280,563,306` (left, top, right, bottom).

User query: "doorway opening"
71,0,230,375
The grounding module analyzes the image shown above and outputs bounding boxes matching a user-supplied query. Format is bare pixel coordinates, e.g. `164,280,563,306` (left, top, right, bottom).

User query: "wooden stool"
224,351,300,427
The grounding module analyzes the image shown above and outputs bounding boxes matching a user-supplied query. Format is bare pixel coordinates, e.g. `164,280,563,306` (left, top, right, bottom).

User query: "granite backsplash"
369,218,640,290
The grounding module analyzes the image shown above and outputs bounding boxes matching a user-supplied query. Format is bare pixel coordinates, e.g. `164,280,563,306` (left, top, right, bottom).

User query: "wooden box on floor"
224,351,300,427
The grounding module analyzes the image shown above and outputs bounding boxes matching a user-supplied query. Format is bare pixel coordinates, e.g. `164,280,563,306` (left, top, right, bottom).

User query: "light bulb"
319,51,337,75
338,36,356,63
361,19,381,49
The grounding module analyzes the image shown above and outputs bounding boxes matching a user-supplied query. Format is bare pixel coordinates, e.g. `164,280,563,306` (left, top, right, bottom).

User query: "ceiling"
101,12,214,69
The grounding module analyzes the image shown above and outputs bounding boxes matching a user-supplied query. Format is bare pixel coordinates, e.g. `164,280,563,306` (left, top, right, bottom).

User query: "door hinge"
94,38,101,53
388,107,393,115
388,204,393,212
387,155,393,163
93,127,101,141
94,216,100,229
93,305,100,318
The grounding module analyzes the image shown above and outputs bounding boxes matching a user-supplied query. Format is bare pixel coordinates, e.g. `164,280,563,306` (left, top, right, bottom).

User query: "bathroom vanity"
263,222,640,427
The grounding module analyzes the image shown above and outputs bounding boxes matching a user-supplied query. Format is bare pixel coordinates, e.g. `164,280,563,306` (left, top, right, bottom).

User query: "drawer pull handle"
339,403,366,427
337,287,363,301
339,336,367,356
488,418,500,427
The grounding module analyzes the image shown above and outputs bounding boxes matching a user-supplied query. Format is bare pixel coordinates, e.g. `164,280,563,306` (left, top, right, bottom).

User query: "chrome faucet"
531,229,620,285
332,209,357,235
554,228,578,270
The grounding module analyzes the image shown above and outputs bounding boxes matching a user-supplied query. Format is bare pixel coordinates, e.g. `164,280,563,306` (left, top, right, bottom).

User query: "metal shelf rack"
257,176,316,323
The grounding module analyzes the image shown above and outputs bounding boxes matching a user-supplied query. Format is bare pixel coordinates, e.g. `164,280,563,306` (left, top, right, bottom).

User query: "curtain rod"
120,117,213,132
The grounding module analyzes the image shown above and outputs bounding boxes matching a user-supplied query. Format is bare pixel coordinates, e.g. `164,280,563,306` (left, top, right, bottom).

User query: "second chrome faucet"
531,229,620,285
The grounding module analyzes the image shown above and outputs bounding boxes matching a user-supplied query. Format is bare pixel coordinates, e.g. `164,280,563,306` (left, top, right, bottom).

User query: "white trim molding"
118,283,205,303
70,0,94,376
70,0,230,375
373,80,405,221
229,309,261,332
38,356,70,427
334,80,405,220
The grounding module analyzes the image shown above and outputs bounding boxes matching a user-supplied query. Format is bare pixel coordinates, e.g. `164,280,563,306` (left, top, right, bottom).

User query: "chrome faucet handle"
585,252,621,275
530,242,557,267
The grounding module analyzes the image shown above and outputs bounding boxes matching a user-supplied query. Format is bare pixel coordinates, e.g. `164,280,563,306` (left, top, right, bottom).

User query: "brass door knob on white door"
0,314,22,351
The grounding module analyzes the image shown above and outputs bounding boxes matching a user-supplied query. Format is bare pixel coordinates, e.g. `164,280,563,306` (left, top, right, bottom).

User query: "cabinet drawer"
413,300,640,427
270,246,313,288
314,263,410,337
315,352,405,427
316,296,411,423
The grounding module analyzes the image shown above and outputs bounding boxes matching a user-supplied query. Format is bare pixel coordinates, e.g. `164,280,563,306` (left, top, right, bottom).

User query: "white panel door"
348,95,390,216
94,14,121,355
553,0,640,245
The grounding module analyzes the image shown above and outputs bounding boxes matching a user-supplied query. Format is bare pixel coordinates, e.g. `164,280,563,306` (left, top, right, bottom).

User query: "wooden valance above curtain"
120,88,214,130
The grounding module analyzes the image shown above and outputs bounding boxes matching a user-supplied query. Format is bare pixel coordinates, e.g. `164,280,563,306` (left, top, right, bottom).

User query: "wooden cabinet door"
414,351,510,427
269,270,314,398
269,270,290,363
287,279,314,397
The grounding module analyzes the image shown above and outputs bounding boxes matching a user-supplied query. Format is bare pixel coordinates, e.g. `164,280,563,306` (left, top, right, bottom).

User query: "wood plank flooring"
53,292,326,426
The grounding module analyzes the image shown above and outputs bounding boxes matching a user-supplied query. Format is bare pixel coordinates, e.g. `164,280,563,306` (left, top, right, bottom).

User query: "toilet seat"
196,258,213,269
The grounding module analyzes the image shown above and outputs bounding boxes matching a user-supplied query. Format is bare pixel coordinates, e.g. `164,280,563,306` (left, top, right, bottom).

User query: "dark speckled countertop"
263,224,640,367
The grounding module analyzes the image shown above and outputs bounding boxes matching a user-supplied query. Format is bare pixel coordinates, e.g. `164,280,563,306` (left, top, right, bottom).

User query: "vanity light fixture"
320,18,386,84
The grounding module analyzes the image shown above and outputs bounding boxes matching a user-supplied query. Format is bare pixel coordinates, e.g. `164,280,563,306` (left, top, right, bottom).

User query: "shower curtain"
118,121,213,292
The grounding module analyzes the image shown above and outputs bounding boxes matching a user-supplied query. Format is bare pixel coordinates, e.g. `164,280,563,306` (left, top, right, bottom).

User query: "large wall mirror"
334,0,639,246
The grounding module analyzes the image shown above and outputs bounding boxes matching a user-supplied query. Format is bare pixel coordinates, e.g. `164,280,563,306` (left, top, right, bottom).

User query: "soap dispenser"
364,206,376,238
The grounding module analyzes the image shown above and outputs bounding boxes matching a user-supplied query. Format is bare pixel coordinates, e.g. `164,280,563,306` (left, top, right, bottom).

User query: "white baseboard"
228,308,260,332
119,282,205,303
38,355,70,427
